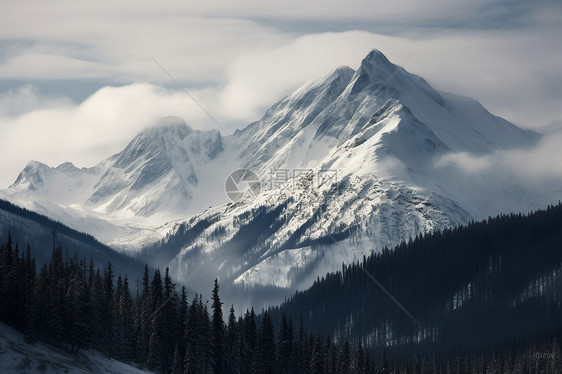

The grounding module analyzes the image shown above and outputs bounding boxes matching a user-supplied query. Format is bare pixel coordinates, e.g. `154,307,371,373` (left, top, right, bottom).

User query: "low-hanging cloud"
0,83,231,187
437,131,562,199
0,0,561,191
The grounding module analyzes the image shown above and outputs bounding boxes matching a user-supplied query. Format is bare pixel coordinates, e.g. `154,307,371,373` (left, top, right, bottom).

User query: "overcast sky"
0,0,561,188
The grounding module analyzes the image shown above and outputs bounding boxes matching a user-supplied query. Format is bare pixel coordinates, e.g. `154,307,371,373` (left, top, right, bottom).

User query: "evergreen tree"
336,339,351,374
200,300,213,374
226,305,241,374
253,311,276,374
89,268,104,350
23,244,37,344
241,308,257,374
211,279,225,374
184,294,201,374
146,269,167,373
349,343,364,374
178,286,189,359
136,264,151,363
278,313,293,374
310,335,325,374
291,318,306,374
121,276,135,359
164,267,180,369
171,345,183,374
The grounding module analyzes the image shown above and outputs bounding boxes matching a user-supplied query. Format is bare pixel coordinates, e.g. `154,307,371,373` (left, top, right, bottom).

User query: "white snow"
0,49,552,294
0,322,153,374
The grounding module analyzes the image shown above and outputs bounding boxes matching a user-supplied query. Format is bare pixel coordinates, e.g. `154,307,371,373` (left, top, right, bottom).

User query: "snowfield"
0,322,152,374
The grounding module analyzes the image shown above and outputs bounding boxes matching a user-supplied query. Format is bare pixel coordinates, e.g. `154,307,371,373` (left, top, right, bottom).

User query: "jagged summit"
55,161,79,172
139,116,193,136
12,161,50,191
361,49,395,71
0,48,549,292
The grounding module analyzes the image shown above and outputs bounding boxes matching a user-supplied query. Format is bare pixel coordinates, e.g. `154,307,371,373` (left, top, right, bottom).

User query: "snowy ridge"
1,49,547,292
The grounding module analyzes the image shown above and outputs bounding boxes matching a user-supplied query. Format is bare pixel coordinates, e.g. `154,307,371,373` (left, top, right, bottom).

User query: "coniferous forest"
0,233,374,374
1,203,562,373
270,203,562,372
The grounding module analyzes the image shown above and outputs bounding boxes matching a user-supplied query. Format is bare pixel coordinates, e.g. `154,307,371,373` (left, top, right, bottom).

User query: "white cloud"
0,0,561,190
0,83,228,187
0,84,71,117
437,131,562,193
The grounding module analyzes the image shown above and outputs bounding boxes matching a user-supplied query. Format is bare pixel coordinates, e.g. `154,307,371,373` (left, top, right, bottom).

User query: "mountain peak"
363,49,392,65
343,49,401,97
11,161,51,190
138,117,193,140
359,49,396,75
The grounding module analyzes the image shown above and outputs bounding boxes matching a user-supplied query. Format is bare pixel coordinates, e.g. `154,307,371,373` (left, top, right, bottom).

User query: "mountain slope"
1,49,549,297
0,199,146,280
2,117,238,250
0,322,153,374
269,203,562,357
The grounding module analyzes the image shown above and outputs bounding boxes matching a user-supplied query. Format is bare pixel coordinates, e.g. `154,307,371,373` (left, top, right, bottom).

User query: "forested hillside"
0,199,146,280
2,203,562,373
271,203,562,363
0,234,374,374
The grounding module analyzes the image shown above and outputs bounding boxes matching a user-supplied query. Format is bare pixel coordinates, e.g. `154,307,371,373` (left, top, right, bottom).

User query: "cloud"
437,131,562,192
0,84,72,117
0,83,229,187
0,0,561,190
219,31,390,120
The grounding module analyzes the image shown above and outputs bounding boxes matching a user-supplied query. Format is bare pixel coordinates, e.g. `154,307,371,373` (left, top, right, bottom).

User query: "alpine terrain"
1,49,549,297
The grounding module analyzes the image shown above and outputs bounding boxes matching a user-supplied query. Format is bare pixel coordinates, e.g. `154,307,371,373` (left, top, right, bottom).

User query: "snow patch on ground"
0,322,152,374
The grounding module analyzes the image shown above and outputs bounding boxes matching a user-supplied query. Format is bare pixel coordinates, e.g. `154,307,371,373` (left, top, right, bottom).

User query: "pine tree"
89,268,104,349
120,276,135,360
200,300,213,374
147,312,166,373
171,345,183,374
291,318,306,374
310,335,325,374
23,244,37,344
226,305,241,374
211,279,225,374
184,294,202,374
146,269,166,373
253,311,276,374
178,286,189,359
163,268,180,369
114,275,125,359
136,264,151,363
336,339,351,374
101,262,115,358
349,343,364,374
278,313,293,374
45,245,66,346
65,268,89,353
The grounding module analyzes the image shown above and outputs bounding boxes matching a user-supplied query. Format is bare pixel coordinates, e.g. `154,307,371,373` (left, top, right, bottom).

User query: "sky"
0,0,561,188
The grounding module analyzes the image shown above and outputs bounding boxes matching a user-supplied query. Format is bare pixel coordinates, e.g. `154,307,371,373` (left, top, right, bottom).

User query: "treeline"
270,203,562,361
0,199,147,281
0,233,374,374
370,342,561,374
0,198,109,250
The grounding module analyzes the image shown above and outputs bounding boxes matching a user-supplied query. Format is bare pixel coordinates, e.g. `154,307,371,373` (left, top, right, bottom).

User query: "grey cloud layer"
0,0,560,188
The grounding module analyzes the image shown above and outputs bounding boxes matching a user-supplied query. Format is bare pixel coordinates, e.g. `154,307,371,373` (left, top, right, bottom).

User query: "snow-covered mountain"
2,116,239,248
1,49,548,294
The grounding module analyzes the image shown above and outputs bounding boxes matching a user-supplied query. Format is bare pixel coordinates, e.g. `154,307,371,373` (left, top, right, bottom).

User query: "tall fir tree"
226,305,241,374
211,279,225,374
